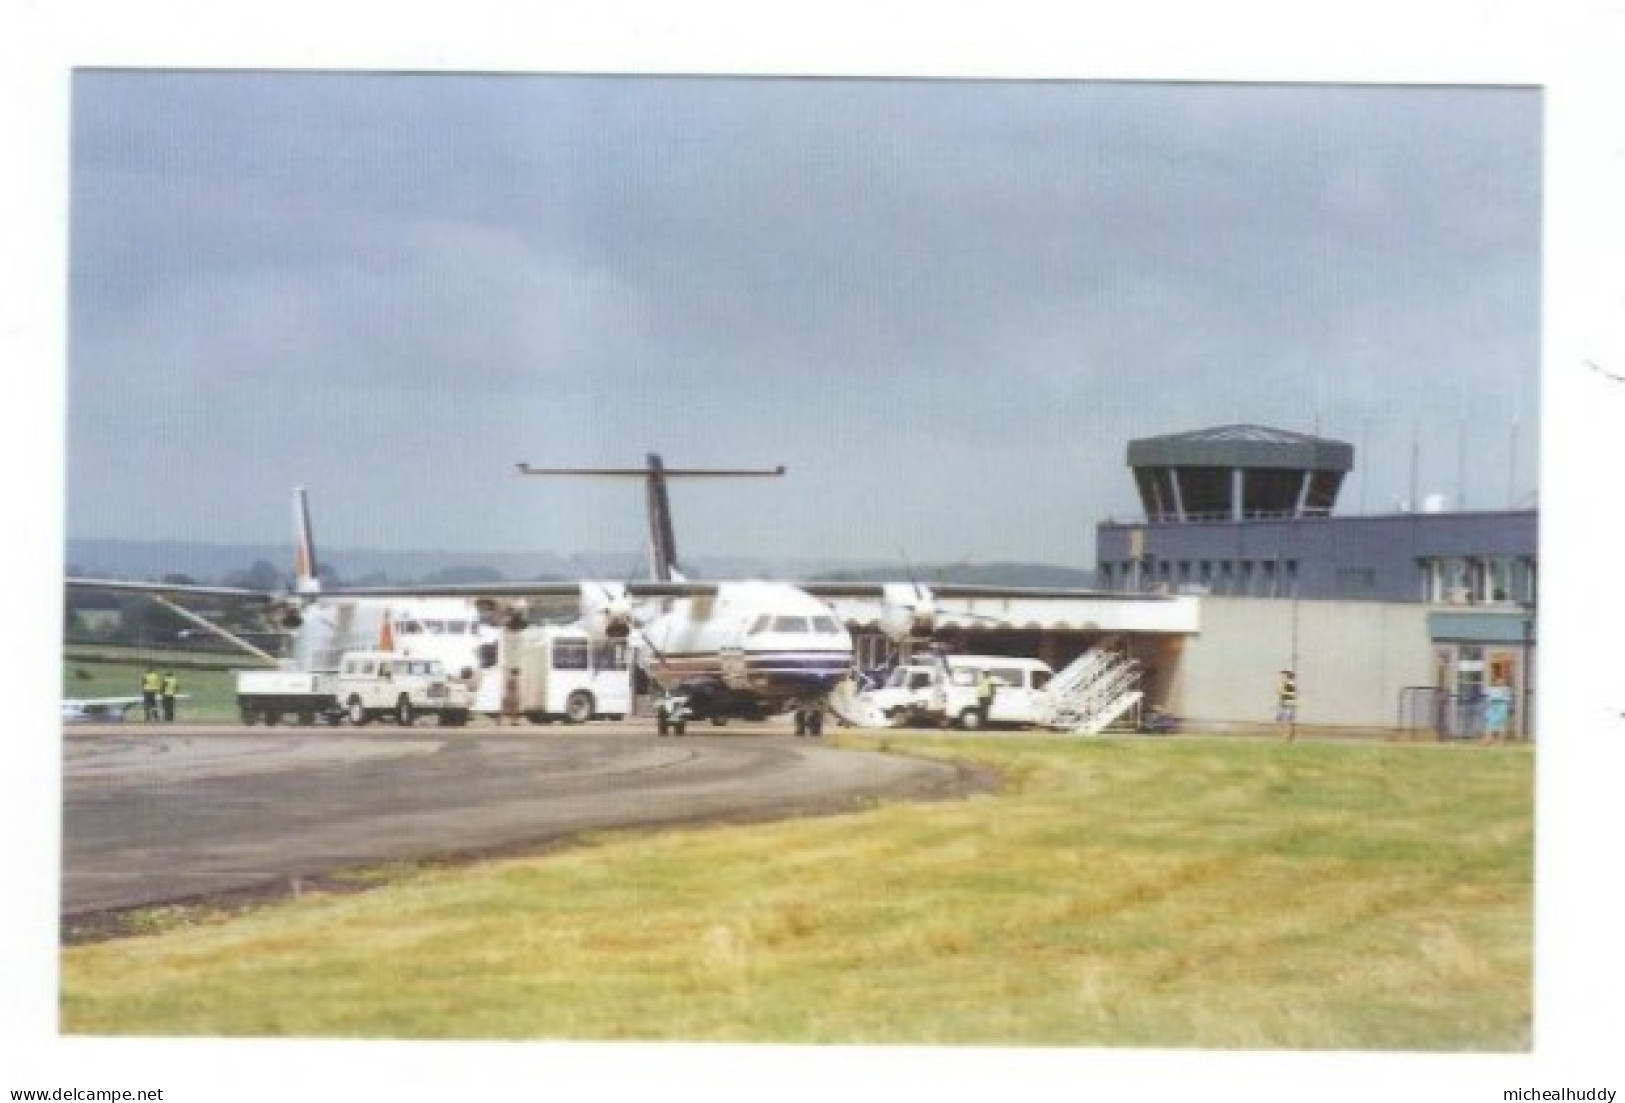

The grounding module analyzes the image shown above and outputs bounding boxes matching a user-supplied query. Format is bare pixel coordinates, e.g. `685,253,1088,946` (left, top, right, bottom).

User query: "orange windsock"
379,612,395,652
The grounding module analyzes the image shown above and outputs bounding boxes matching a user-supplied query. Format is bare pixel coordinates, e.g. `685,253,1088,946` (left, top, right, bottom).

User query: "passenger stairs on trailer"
1039,648,1143,735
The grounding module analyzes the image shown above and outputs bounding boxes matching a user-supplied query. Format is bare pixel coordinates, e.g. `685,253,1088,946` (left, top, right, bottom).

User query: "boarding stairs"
1040,648,1143,735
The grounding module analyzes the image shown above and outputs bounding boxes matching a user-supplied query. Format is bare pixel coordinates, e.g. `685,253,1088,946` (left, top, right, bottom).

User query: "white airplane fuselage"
639,581,853,716
296,598,497,676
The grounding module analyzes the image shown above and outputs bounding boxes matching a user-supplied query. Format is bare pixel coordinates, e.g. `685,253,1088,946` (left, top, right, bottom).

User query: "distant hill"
65,539,1094,590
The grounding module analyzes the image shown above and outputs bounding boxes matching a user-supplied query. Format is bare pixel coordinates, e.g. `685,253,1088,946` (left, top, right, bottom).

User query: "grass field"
63,648,249,721
58,735,1533,1049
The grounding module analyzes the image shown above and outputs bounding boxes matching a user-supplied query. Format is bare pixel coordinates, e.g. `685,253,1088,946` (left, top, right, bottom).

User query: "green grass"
63,651,246,721
58,736,1533,1048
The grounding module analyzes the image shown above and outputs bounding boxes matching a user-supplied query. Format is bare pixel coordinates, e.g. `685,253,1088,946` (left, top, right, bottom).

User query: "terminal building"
832,423,1536,738
1094,424,1537,737
1095,424,1537,607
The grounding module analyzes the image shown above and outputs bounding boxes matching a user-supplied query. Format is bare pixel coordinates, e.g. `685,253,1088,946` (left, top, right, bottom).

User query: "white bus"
485,625,632,724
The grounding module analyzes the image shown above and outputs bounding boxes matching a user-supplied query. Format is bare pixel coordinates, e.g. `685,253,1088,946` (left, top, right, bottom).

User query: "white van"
863,654,1055,729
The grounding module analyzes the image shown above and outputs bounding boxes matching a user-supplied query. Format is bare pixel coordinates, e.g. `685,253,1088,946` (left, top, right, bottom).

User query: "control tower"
1126,424,1354,522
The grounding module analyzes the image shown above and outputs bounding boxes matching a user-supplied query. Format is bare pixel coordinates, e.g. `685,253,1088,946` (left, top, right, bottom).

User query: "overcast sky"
66,72,1541,568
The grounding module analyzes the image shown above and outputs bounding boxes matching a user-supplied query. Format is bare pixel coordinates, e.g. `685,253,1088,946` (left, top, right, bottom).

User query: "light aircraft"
61,695,146,723
61,694,191,723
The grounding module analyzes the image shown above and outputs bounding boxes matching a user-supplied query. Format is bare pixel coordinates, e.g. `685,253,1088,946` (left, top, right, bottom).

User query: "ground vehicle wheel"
672,719,686,736
263,711,281,726
347,697,367,726
709,716,728,727
437,709,468,727
564,690,594,724
396,696,414,726
298,711,316,726
240,707,257,725
958,708,983,731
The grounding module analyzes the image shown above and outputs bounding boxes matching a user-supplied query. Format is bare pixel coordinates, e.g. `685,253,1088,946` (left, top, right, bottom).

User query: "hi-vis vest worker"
1276,670,1298,719
142,670,163,695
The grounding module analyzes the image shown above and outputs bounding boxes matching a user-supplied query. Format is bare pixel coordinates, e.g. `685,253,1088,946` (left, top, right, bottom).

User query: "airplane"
67,490,501,679
67,456,1124,736
330,457,853,735
328,455,1130,735
61,695,147,723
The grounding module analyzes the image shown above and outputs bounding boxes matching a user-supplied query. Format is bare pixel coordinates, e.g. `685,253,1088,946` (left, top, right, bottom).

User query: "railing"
1396,687,1534,740
1042,649,1142,734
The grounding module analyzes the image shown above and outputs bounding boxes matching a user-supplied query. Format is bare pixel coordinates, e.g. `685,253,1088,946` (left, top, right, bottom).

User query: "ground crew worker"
1277,669,1298,741
161,671,179,722
140,667,162,723
976,670,996,727
502,668,521,726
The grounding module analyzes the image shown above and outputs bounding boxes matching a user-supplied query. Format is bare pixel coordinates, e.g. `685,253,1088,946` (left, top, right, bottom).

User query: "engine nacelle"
579,582,634,643
879,583,936,643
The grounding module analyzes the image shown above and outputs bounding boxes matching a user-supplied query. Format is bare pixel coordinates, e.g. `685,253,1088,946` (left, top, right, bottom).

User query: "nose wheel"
792,709,824,737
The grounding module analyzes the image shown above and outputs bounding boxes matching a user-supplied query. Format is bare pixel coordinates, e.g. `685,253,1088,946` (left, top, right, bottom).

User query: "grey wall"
1169,597,1435,730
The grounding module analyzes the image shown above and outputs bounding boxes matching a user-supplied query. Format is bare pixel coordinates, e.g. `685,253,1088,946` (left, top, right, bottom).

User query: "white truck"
236,668,340,726
858,654,1056,730
235,651,473,727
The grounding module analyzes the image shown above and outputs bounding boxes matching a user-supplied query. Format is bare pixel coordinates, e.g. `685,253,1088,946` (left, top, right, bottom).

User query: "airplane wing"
66,577,280,602
799,582,1156,602
321,581,721,600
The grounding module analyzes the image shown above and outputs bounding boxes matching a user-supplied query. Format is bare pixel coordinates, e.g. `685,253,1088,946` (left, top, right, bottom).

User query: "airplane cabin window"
772,616,809,634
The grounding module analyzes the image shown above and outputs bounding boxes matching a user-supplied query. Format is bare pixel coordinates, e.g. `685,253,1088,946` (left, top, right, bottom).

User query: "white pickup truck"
235,651,473,727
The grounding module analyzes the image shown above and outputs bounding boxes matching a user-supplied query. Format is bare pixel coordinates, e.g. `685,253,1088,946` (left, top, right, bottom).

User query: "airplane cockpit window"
748,615,772,636
772,616,809,634
399,621,421,635
811,616,840,635
1032,670,1053,691
907,672,932,691
887,667,910,688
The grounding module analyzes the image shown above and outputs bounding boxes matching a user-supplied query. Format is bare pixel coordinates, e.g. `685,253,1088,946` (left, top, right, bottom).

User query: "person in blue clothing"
1482,677,1513,744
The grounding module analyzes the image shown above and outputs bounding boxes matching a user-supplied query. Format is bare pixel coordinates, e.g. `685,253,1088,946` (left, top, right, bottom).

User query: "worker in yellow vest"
1277,669,1298,741
141,668,162,723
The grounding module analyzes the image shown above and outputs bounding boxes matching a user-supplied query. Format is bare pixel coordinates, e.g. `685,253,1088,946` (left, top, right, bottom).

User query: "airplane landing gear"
656,695,690,737
792,709,824,737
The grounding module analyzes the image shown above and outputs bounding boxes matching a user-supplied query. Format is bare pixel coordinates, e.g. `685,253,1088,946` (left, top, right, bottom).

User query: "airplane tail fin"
643,454,679,583
293,487,322,595
516,456,786,583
